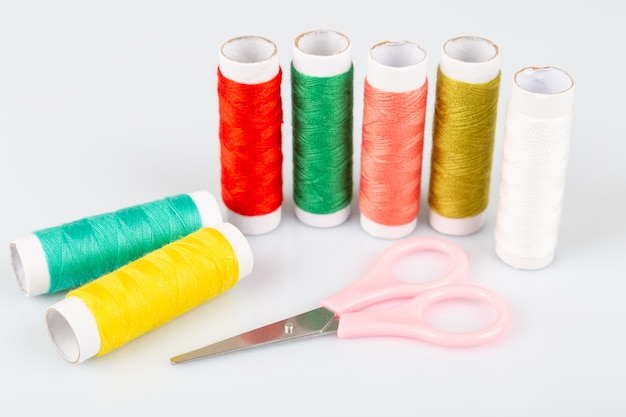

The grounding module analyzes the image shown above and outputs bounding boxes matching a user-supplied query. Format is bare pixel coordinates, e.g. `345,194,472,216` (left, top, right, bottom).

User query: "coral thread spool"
428,36,501,236
45,222,253,364
292,29,354,228
219,35,283,235
495,66,575,269
9,190,221,296
359,40,428,239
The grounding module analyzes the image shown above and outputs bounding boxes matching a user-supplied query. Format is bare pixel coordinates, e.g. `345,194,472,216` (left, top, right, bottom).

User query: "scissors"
171,236,511,364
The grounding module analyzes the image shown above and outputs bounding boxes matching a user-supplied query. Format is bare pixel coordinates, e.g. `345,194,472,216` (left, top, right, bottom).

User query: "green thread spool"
428,36,501,236
10,191,222,296
292,30,354,228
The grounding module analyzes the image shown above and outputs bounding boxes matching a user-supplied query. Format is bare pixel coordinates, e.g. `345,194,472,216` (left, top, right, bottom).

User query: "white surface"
0,1,624,416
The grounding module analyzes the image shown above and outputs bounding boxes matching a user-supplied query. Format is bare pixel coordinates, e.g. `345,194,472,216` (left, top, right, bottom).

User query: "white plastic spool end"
361,214,418,240
10,234,50,296
188,190,223,227
45,296,102,364
214,222,254,280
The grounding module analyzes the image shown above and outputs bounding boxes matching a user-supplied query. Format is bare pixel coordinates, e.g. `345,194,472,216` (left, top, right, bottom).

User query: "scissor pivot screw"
284,322,294,334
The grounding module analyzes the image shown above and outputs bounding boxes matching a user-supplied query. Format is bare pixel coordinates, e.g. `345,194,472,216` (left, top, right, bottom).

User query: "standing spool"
359,40,428,239
218,35,283,235
291,29,354,228
9,191,221,296
495,67,575,269
428,36,501,236
45,222,253,364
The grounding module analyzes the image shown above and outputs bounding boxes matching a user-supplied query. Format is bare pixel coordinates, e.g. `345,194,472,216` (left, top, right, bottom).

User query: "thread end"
225,207,281,235
428,210,486,236
295,206,351,228
360,214,417,239
495,244,555,270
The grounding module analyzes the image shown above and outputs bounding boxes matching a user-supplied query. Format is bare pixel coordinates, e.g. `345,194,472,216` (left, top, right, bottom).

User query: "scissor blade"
170,307,338,364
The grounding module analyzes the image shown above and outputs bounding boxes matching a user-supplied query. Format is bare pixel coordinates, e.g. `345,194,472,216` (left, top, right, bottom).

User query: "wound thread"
429,67,501,219
13,193,213,295
359,78,428,227
218,67,283,217
291,63,354,216
495,67,575,270
65,227,240,357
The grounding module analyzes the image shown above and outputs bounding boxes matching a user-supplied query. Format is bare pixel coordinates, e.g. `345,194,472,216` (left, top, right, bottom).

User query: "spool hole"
444,36,497,63
221,36,277,64
46,309,80,363
295,30,350,56
10,244,26,293
371,41,426,68
515,67,573,94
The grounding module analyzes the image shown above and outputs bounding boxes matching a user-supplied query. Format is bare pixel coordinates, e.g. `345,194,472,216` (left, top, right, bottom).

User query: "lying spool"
10,190,221,296
45,222,253,364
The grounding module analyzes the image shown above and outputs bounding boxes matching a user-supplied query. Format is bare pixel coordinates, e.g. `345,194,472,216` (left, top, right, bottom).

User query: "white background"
1,1,624,416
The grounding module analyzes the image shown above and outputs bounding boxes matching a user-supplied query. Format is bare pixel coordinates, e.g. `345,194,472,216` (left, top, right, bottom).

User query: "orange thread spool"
359,41,429,239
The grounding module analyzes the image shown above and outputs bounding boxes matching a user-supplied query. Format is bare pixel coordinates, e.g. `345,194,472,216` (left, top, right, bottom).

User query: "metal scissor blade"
170,307,338,364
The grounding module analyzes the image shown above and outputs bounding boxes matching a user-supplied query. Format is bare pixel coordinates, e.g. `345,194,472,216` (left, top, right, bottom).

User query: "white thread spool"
360,40,428,239
219,36,282,235
9,190,222,296
292,29,353,228
45,222,254,364
429,36,501,236
495,66,575,270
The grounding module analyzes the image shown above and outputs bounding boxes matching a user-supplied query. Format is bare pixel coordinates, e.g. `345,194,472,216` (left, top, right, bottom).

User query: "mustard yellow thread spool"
428,36,501,236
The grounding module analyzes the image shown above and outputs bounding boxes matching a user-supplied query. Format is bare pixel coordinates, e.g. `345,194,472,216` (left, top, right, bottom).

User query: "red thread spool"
218,36,283,235
359,41,429,239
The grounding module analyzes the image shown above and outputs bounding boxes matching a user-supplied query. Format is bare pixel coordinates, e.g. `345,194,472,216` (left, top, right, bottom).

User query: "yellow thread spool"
428,36,501,236
45,223,253,364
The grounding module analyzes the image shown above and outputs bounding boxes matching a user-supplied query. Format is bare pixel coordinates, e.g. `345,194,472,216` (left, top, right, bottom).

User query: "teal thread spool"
291,30,354,227
10,191,222,296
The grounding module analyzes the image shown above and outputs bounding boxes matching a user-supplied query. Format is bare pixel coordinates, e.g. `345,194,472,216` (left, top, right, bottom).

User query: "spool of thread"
495,67,575,269
291,29,354,228
10,191,221,296
45,222,253,364
218,35,283,235
428,36,501,236
359,40,428,239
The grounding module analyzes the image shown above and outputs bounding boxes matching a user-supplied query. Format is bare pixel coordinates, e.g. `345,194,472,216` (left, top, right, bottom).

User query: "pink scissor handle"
321,236,469,315
336,284,512,347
